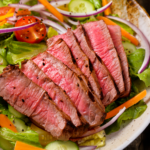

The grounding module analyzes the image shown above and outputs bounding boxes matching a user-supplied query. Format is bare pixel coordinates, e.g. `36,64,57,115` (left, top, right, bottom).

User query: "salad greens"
0,33,47,70
88,0,102,9
0,0,20,6
0,128,42,147
105,100,147,134
0,98,42,149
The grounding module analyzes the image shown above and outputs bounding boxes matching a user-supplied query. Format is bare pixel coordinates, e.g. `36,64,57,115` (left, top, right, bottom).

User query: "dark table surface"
124,0,150,150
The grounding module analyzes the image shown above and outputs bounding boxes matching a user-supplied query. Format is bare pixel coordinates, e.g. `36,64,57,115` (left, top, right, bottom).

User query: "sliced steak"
0,65,73,140
108,25,131,97
21,60,82,127
83,20,125,95
47,39,88,91
47,29,101,100
74,25,118,106
33,52,106,127
47,39,104,109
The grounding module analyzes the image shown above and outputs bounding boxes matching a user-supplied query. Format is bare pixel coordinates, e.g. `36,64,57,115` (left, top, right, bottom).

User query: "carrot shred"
17,9,31,16
38,0,63,22
102,0,112,15
105,90,147,120
7,8,15,14
15,141,45,150
97,16,139,46
0,13,14,22
0,19,7,26
0,114,18,133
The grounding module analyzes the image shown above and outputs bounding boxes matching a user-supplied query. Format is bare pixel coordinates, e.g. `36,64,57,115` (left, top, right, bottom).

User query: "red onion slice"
9,4,30,10
50,0,71,7
9,4,70,29
79,146,97,150
56,1,112,18
29,4,45,11
19,0,30,4
76,107,126,138
106,15,150,74
66,17,79,26
0,22,38,34
36,17,67,34
38,11,71,29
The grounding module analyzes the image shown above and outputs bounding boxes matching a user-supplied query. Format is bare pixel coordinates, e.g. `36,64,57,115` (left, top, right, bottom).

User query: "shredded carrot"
0,114,18,133
0,19,7,26
15,141,45,150
38,0,63,22
97,16,139,46
17,9,31,16
102,0,112,15
7,8,15,14
0,13,14,21
105,90,147,120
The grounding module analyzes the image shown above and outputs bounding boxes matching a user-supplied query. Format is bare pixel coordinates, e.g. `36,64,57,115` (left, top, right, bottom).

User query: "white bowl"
100,0,150,149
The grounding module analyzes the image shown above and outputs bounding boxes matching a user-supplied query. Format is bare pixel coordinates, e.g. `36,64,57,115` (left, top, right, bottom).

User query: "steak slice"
33,52,106,127
47,39,88,91
47,29,101,100
108,25,131,97
0,65,73,140
74,25,118,106
47,39,104,110
83,20,125,95
21,60,82,127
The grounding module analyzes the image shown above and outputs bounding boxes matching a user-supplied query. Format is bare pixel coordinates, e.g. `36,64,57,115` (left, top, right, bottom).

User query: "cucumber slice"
0,136,14,150
12,118,28,132
122,41,137,55
8,105,25,119
45,140,79,150
68,0,95,21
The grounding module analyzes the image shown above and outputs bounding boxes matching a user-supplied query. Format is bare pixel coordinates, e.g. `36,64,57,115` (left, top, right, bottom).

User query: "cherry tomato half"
14,16,47,44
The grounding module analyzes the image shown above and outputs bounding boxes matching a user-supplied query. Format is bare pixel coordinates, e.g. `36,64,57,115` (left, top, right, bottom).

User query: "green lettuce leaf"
88,0,102,9
137,68,150,87
1,0,19,6
127,48,150,87
0,128,42,147
105,100,147,135
47,27,58,38
6,41,47,66
127,48,145,74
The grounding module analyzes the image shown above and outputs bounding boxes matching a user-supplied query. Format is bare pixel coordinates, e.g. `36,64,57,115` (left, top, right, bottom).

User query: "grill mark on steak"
47,38,104,110
108,25,131,97
0,65,73,140
83,20,125,96
33,52,106,127
74,25,118,106
21,60,83,128
47,29,102,101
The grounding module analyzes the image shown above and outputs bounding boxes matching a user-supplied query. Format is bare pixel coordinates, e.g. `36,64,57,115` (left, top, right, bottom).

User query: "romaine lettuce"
0,128,42,147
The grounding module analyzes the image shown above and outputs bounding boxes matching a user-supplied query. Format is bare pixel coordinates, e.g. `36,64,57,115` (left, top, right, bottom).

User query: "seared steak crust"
74,25,118,106
0,65,73,140
83,20,125,95
33,52,106,127
21,60,82,127
47,29,102,100
108,25,131,97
